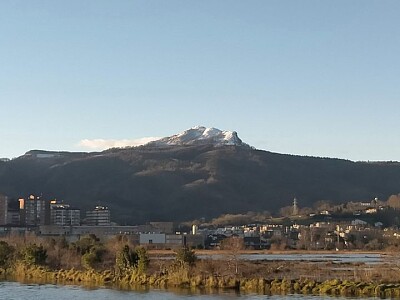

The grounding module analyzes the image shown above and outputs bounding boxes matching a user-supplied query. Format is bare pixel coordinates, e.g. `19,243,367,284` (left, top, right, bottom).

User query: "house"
365,208,377,214
351,219,368,226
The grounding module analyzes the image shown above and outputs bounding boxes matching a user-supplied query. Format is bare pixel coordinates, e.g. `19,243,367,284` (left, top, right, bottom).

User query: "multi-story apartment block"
6,208,20,226
85,205,111,226
19,194,50,226
0,194,8,225
50,200,80,226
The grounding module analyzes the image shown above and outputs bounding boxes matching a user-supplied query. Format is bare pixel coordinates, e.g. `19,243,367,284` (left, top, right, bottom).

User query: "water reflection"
0,281,378,300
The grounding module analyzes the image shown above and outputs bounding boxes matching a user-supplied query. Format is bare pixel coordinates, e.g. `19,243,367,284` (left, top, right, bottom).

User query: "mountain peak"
146,126,246,147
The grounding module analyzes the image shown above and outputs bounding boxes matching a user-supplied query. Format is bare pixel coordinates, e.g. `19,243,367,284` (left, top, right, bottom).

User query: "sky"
1,1,399,161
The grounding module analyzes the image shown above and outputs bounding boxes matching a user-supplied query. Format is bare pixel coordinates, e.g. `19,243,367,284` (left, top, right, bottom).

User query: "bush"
115,245,138,272
136,246,149,274
175,247,197,267
73,234,99,255
115,245,149,274
20,243,47,266
0,241,14,269
82,246,104,270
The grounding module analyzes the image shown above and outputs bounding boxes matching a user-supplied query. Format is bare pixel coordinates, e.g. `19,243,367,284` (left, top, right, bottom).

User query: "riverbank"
150,249,386,256
3,259,400,299
1,236,400,298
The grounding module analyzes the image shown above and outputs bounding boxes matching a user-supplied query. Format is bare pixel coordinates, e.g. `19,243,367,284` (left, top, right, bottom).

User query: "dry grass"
146,252,400,284
3,235,400,285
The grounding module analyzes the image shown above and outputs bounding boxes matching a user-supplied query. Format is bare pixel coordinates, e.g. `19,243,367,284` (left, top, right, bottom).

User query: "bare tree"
313,200,332,211
387,194,400,209
279,206,293,217
221,236,244,275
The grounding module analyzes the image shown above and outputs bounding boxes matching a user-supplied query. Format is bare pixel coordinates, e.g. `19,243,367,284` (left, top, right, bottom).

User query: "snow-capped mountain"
146,126,247,147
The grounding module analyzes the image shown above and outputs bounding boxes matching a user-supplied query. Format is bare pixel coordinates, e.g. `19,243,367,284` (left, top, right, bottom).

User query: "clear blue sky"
1,1,399,161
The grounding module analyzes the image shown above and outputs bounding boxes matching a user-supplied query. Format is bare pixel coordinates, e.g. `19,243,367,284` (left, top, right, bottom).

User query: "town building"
7,208,20,226
50,200,81,226
139,233,166,245
149,221,174,234
19,194,50,226
38,225,142,241
85,206,111,226
0,194,8,225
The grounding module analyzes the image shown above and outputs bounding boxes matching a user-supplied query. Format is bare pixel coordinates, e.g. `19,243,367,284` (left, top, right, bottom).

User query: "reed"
6,263,400,298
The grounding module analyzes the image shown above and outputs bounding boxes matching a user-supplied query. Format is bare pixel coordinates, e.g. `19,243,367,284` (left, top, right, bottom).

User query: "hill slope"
0,144,400,224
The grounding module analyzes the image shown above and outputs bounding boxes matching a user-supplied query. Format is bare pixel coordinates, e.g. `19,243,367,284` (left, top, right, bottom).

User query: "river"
0,281,376,299
197,253,383,264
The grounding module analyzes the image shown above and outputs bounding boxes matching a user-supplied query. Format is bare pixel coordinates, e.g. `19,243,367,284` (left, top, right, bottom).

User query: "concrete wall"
139,233,166,244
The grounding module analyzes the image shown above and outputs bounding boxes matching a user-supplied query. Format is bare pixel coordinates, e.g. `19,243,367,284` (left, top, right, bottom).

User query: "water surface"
198,253,383,264
0,281,377,300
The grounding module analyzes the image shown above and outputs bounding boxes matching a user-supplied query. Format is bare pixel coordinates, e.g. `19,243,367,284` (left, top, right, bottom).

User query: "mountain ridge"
1,127,400,224
144,126,247,148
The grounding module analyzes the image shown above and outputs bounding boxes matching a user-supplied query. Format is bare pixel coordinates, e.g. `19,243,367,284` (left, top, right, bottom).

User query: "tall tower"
293,197,299,215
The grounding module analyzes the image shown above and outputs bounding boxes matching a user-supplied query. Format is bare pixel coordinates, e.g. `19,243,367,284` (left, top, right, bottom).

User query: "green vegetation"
175,247,197,267
136,246,149,274
81,248,103,270
115,245,137,272
19,243,47,266
115,245,149,274
0,241,14,270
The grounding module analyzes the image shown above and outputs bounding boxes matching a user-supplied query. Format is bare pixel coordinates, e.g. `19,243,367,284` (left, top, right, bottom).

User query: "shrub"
0,241,15,269
136,246,149,274
115,245,138,272
73,234,99,255
19,243,47,266
175,247,197,267
82,246,104,270
115,245,149,274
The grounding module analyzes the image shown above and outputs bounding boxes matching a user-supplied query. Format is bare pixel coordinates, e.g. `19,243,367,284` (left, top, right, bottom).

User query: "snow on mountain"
147,126,247,147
